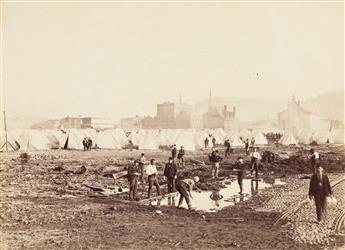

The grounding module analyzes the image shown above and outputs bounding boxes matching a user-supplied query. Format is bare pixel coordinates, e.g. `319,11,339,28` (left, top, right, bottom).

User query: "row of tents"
0,127,343,152
278,129,344,146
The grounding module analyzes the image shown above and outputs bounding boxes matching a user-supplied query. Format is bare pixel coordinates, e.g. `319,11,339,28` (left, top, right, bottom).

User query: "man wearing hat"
176,176,200,210
309,148,320,174
250,147,261,178
171,144,177,161
177,146,185,167
127,160,140,200
235,157,246,194
164,157,177,193
146,159,161,198
211,150,222,179
309,165,333,222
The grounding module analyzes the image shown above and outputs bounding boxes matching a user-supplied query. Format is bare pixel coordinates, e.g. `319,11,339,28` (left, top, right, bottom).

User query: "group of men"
127,154,199,210
209,146,262,180
127,144,333,222
82,137,93,151
204,136,217,149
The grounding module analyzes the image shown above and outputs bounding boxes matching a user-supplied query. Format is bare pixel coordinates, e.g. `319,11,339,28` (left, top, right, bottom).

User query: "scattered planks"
112,170,128,179
190,159,206,167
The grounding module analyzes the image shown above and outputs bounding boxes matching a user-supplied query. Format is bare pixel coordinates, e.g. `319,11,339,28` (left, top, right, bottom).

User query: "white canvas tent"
279,131,298,145
128,131,142,146
111,128,128,148
156,130,171,146
229,133,244,147
95,131,121,149
331,129,344,144
194,130,210,149
314,130,334,144
44,130,62,149
174,130,199,151
239,129,251,141
63,129,86,150
19,130,57,151
139,132,159,150
252,132,268,145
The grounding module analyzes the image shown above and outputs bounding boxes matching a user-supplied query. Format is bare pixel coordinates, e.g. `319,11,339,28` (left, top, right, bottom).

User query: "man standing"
139,153,146,183
309,149,320,174
204,137,209,149
171,145,177,161
177,146,185,167
211,150,222,179
82,138,87,151
212,137,216,147
87,137,93,151
224,139,231,158
175,176,199,210
164,157,177,193
309,166,333,223
127,160,140,200
146,159,161,198
245,139,250,155
250,137,255,148
250,147,261,178
235,157,246,194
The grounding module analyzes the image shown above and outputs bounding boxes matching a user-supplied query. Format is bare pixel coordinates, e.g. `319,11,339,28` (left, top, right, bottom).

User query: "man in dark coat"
82,138,87,151
212,137,216,147
204,137,209,149
235,157,246,194
87,138,93,151
127,160,140,200
309,166,333,222
211,150,222,179
171,145,177,160
245,139,249,155
309,148,320,174
177,146,185,167
224,140,231,158
164,157,177,193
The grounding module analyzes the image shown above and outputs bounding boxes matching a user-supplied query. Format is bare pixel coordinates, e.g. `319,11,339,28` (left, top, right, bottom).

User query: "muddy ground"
0,145,344,249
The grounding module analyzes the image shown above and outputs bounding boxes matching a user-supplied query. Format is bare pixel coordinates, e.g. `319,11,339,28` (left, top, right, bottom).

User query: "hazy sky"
2,2,344,120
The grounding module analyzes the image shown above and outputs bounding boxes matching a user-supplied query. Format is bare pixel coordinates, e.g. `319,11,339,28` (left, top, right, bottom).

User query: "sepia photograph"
0,0,344,249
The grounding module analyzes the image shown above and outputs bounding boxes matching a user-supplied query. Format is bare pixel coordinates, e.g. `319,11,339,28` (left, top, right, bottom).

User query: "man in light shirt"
139,153,146,183
175,176,199,210
146,159,161,198
250,147,261,178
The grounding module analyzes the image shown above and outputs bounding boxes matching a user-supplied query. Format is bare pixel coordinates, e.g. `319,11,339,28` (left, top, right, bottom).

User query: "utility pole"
3,111,8,152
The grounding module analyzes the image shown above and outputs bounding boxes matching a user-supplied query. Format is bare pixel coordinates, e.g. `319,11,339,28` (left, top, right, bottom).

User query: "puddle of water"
148,178,285,212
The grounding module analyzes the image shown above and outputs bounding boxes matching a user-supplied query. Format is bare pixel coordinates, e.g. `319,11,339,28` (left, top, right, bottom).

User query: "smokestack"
233,106,236,116
224,105,227,119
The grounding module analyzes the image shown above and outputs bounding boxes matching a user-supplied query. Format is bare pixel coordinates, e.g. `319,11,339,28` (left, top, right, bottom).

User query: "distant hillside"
194,89,344,122
301,90,344,121
194,97,287,121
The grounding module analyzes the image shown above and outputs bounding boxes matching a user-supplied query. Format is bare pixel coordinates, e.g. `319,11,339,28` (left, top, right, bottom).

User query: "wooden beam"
112,170,128,179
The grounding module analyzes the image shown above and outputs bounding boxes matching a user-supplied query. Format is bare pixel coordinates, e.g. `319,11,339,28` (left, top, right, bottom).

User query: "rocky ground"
0,145,344,249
